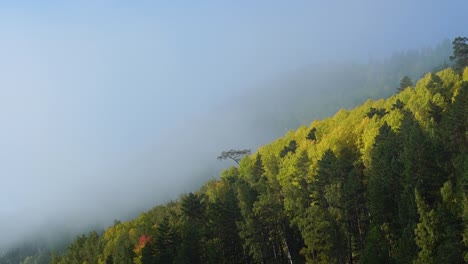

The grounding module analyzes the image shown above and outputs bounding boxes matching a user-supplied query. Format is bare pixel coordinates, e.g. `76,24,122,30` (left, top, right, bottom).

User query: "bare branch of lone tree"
217,149,251,164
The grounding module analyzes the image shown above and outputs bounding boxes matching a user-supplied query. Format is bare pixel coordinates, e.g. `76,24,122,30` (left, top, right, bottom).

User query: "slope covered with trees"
1,38,466,264
43,65,467,264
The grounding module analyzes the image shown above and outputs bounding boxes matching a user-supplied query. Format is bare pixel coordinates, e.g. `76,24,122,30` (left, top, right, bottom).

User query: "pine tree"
177,193,205,264
364,122,402,262
154,218,176,263
398,76,413,92
450,36,468,73
391,99,405,110
181,193,205,221
306,127,317,141
280,140,298,157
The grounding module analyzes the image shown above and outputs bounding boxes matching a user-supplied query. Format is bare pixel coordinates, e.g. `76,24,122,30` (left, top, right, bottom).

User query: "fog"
1,1,467,250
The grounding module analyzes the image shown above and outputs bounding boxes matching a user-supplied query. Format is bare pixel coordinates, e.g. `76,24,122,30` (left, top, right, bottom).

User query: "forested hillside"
1,37,467,263
41,65,467,264
0,40,457,264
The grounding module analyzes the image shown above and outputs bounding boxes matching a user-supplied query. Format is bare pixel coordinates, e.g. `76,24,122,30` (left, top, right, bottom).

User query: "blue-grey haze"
0,0,467,249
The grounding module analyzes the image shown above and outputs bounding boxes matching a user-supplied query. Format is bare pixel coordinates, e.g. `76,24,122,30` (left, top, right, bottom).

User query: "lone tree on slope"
218,149,251,164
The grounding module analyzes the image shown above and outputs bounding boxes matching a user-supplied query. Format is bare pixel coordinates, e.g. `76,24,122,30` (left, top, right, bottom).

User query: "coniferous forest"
2,38,467,264
35,40,467,264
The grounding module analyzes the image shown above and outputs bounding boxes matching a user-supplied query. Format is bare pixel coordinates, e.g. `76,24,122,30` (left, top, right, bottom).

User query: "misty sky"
1,0,468,248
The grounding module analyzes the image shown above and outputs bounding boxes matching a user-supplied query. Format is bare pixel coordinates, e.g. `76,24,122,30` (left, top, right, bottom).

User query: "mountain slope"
0,40,455,264
46,67,468,264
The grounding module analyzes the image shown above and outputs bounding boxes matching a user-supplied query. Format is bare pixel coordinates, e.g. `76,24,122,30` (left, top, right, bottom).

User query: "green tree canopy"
398,75,413,91
450,36,468,73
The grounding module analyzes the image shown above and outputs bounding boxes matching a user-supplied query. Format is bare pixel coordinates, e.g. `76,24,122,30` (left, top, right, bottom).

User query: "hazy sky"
1,0,467,249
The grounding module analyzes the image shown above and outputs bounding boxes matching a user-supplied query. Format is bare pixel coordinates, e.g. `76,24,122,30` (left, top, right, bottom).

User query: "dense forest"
2,39,467,264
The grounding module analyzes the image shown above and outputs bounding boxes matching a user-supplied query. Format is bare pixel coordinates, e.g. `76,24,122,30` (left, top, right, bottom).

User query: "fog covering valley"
0,0,467,257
